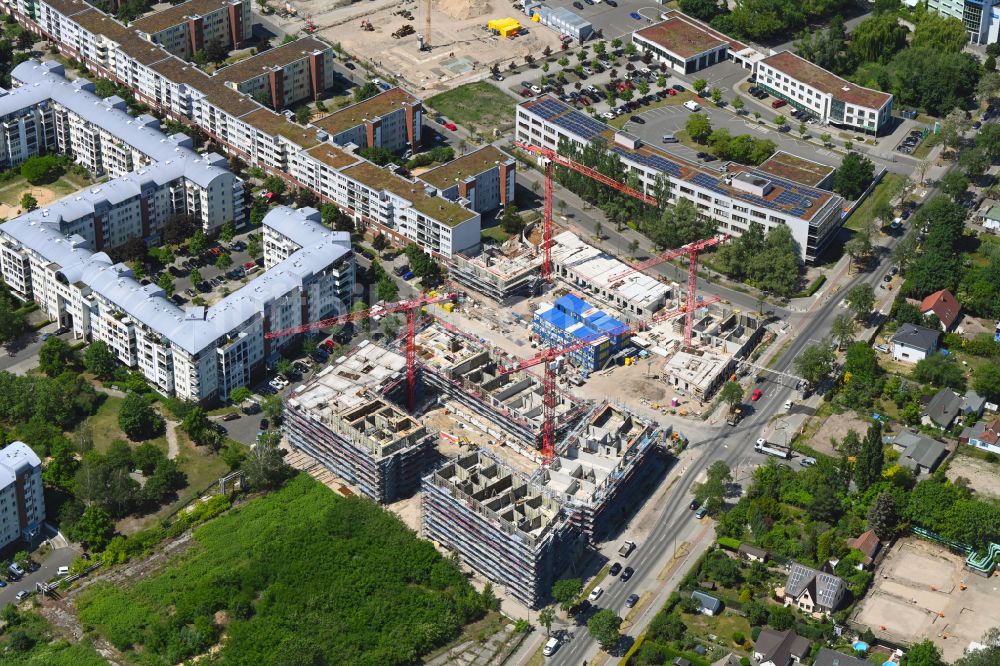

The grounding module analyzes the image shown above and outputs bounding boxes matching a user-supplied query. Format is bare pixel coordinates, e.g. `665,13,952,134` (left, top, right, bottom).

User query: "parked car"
689,499,700,510
573,1,583,8
771,99,786,109
222,412,240,421
519,88,533,98
628,115,645,124
625,593,640,608
629,10,642,19
609,562,623,576
259,418,269,430
443,122,457,131
605,0,617,5
662,133,678,143
543,637,561,657
620,566,634,581
751,389,763,401
14,590,29,602
695,506,708,519
588,586,604,601
493,73,504,81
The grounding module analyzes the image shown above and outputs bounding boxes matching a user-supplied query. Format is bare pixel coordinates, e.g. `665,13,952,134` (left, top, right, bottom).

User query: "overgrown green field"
0,609,105,666
76,475,486,665
427,82,516,134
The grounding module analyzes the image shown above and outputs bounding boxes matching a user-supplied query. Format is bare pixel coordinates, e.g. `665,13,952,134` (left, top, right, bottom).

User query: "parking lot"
538,0,665,41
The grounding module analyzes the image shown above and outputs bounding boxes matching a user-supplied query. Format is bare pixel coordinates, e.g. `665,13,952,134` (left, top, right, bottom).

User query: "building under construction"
540,402,666,542
422,450,586,608
414,321,591,455
284,341,435,503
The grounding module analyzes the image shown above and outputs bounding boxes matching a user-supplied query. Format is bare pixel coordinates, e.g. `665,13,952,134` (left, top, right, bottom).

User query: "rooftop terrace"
342,161,476,227
131,0,237,34
312,87,418,136
215,37,329,84
418,146,510,190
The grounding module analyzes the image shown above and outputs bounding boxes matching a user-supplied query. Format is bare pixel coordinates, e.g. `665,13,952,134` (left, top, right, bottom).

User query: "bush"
717,537,741,551
798,274,826,298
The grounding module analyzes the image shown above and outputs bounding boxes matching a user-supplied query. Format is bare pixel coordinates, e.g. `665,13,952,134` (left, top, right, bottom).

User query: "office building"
632,16,730,74
0,442,45,550
755,51,893,135
517,95,845,262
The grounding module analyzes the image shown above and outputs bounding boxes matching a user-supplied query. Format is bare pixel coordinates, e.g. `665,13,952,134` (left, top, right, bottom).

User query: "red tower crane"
514,141,657,281
608,234,730,347
265,292,458,410
498,294,721,463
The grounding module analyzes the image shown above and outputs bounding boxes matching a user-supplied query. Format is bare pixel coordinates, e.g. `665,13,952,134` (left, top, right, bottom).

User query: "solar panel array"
551,110,607,142
612,146,681,178
529,97,568,121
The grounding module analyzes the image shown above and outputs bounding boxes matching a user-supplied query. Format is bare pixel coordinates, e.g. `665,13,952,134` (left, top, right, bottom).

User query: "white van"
57,566,70,576
684,100,701,112
543,637,561,656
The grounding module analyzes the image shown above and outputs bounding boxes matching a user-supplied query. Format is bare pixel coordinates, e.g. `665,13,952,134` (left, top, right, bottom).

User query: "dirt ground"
946,452,1000,500
286,0,562,94
809,412,870,457
0,185,60,219
853,538,1000,662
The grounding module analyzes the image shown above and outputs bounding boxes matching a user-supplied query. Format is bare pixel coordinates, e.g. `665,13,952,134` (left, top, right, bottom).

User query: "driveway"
0,545,78,607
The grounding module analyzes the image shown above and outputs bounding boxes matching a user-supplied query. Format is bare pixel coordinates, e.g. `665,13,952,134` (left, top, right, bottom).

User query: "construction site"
277,0,561,93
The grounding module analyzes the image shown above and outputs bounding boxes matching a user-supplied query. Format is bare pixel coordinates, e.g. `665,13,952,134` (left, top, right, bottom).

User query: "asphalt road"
550,166,946,664
0,546,78,608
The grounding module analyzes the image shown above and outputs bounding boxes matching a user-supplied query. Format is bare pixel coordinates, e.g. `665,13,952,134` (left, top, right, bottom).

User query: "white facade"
517,96,844,263
0,442,44,549
754,51,893,135
0,206,354,402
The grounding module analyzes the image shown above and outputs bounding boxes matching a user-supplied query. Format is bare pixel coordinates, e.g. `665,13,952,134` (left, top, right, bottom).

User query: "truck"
754,439,791,459
618,540,636,558
726,405,744,426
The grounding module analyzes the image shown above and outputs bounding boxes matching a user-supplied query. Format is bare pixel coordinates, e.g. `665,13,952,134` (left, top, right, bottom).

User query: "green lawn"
427,82,516,135
481,225,510,244
0,171,93,207
912,133,939,160
844,172,905,232
152,430,234,522
683,609,751,654
84,395,168,456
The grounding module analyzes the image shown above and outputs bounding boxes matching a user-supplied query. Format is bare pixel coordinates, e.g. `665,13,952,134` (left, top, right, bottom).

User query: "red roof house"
919,289,961,331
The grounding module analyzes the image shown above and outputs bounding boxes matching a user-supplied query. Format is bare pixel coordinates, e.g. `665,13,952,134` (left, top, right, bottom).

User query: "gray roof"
894,430,946,471
262,206,350,249
739,543,768,558
925,389,962,428
710,656,742,666
2,206,350,355
813,648,875,666
891,323,940,352
691,590,722,614
962,389,986,414
754,628,810,666
785,563,845,610
11,60,230,189
0,441,41,488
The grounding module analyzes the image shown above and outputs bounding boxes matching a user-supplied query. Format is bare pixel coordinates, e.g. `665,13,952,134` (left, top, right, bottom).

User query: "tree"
774,114,786,130
680,0,724,21
538,607,556,636
215,252,233,270
711,87,723,104
959,147,990,178
229,386,252,405
913,353,967,390
37,337,75,377
794,342,835,389
941,169,969,203
845,284,875,322
244,430,290,490
84,341,117,379
831,313,857,350
20,154,61,184
587,609,622,651
247,235,262,258
719,381,743,409
189,267,203,287
552,578,582,610
593,221,603,240
867,491,898,540
295,105,311,124
845,230,873,270
19,192,37,211
693,78,708,93
74,505,115,550
904,640,945,666
188,229,208,256
686,113,713,144
696,460,733,514
499,204,522,235
628,239,640,257
276,358,295,379
768,605,795,631
0,297,27,346
353,82,379,102
912,12,968,54
118,392,162,441
732,96,745,114
262,394,283,422
834,152,875,199
848,14,909,64
973,362,1000,402
263,176,286,197
955,628,1000,666
820,132,832,146
855,421,884,492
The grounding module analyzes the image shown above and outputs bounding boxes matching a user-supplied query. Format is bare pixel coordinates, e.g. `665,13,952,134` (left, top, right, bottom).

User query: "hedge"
797,275,826,298
717,537,741,551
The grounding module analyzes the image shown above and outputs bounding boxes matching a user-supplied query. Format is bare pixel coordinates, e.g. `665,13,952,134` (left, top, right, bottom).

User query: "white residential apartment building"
0,442,45,549
517,96,845,263
754,51,893,135
129,0,251,61
0,205,354,402
5,60,243,248
2,0,498,258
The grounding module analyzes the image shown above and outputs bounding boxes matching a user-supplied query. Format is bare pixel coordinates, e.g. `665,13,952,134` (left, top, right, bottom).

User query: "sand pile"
436,0,492,20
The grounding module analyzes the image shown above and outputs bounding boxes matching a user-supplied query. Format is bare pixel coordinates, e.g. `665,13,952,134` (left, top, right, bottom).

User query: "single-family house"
814,647,875,666
978,199,1000,231
922,389,962,429
891,324,940,363
753,628,811,666
962,419,1000,455
961,390,986,419
710,655,742,666
894,430,948,474
783,563,846,616
739,543,769,562
691,590,722,616
919,289,961,331
846,529,881,567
